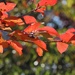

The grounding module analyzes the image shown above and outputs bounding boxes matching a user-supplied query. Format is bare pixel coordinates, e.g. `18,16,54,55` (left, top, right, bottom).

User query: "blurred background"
0,0,75,75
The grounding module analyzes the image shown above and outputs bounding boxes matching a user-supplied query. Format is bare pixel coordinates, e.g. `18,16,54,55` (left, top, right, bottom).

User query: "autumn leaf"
1,27,12,31
10,30,47,51
24,22,40,33
57,42,68,54
37,26,59,36
31,39,47,51
36,46,43,56
0,32,9,53
66,28,75,33
48,0,57,6
4,16,24,26
0,2,16,12
35,6,46,14
9,40,23,55
23,15,37,24
0,45,3,53
0,32,8,48
2,41,9,48
0,11,8,19
60,32,74,43
37,0,57,7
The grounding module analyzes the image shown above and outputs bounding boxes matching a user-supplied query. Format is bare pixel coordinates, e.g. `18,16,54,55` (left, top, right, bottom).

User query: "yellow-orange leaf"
5,16,24,26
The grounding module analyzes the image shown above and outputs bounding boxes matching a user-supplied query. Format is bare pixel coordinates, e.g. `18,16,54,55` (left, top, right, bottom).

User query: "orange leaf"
66,28,75,33
35,6,46,14
19,35,47,51
0,2,16,12
10,40,23,55
69,35,75,41
57,42,68,54
0,11,8,19
32,39,47,51
60,32,74,43
0,45,3,53
48,0,57,6
16,33,47,51
38,26,59,36
37,0,57,7
36,47,43,56
4,16,24,26
23,15,37,24
24,22,40,33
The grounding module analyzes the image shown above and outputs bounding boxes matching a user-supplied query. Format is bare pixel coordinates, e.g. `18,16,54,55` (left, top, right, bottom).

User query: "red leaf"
0,45,3,53
60,32,74,43
69,35,75,41
36,46,43,56
31,39,47,51
37,0,57,7
0,2,16,12
10,40,23,55
37,26,59,36
23,15,37,24
0,11,8,19
24,22,40,33
66,28,75,33
57,42,68,54
35,6,46,14
2,42,9,48
48,0,57,6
